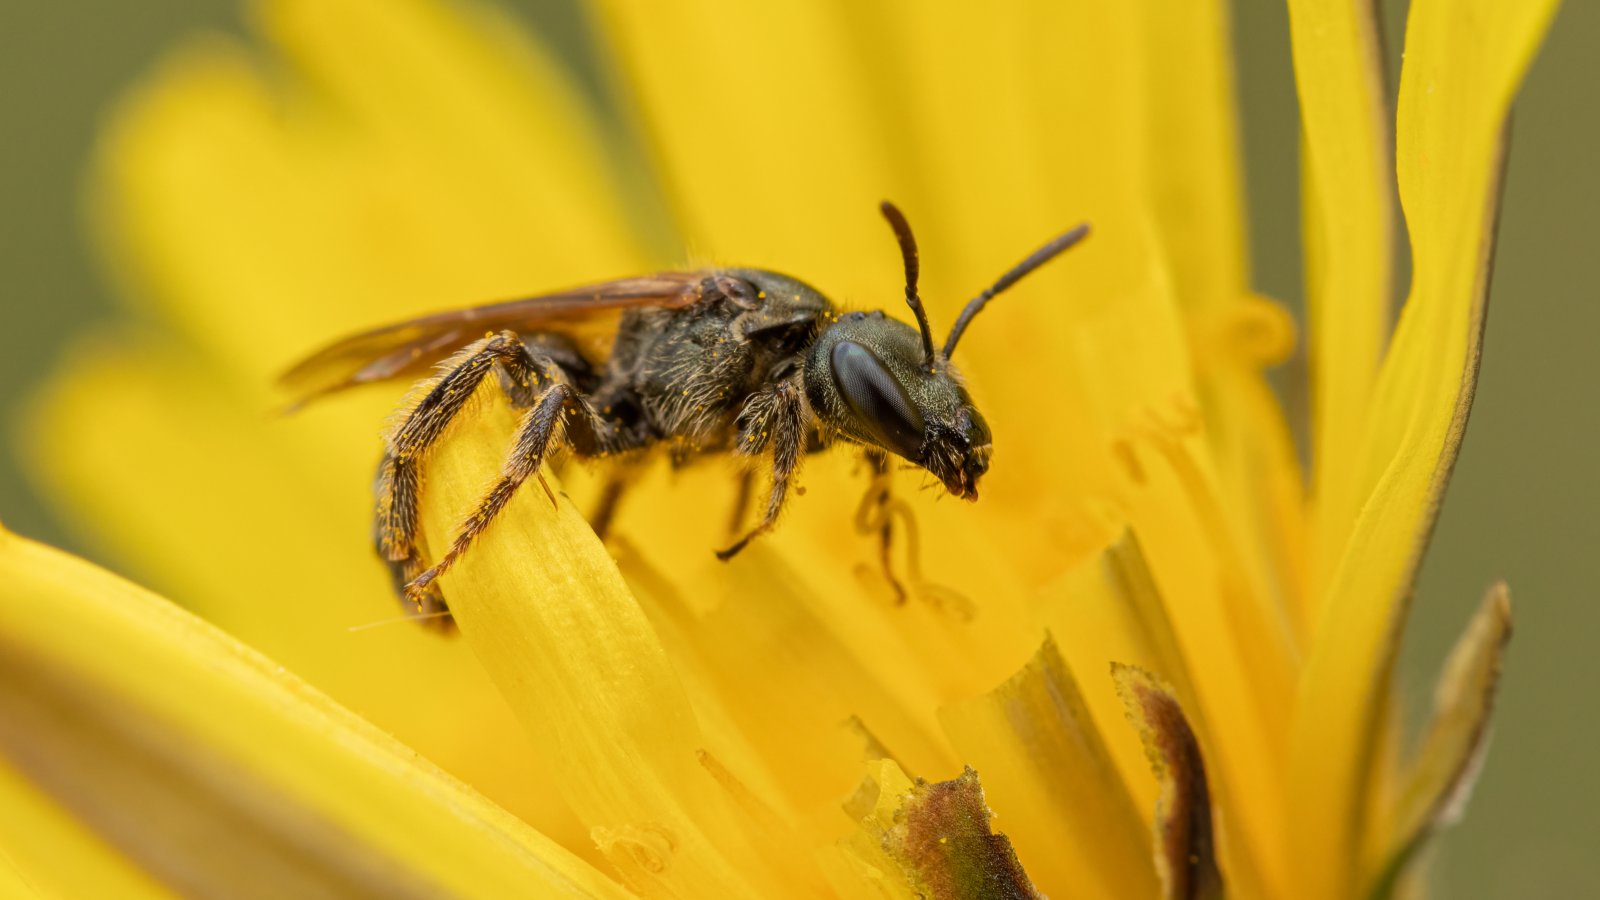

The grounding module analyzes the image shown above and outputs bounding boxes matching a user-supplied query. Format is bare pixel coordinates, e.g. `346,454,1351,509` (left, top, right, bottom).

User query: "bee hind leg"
405,382,636,600
374,331,548,628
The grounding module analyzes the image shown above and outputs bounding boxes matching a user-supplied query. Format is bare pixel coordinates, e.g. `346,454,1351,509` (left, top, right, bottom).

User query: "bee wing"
278,272,709,409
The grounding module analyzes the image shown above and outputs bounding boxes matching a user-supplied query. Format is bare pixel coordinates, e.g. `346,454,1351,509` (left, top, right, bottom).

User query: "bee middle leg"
717,377,805,560
587,475,627,542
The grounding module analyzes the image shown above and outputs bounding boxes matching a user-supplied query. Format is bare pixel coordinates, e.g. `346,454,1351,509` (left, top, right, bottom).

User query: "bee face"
805,313,992,499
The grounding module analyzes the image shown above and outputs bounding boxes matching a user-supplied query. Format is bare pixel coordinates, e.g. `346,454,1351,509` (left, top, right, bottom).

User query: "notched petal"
824,762,1042,900
889,768,1042,900
1114,663,1224,900
1365,584,1512,899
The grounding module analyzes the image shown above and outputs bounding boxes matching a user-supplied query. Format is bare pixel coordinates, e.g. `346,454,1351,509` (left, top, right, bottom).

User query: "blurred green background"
1,2,1594,896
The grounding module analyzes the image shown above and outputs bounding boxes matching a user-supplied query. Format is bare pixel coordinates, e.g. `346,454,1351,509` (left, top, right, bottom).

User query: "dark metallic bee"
282,203,1088,625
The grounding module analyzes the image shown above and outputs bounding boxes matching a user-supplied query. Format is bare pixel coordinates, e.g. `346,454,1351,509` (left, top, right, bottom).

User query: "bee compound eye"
829,341,925,459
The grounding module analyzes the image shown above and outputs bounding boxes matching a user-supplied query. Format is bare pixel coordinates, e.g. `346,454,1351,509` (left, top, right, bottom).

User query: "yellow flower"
7,0,1557,897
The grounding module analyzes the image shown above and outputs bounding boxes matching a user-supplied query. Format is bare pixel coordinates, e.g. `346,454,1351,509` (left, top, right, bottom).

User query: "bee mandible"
282,203,1089,625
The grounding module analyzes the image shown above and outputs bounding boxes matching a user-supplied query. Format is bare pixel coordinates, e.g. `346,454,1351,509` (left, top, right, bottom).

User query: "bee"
282,203,1088,625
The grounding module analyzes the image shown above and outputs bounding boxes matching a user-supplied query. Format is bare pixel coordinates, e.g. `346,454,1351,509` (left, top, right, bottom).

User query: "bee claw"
404,568,440,601
715,535,753,561
536,471,558,509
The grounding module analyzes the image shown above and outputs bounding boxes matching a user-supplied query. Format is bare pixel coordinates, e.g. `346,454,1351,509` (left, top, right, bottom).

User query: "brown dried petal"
1114,663,1225,900
886,768,1044,900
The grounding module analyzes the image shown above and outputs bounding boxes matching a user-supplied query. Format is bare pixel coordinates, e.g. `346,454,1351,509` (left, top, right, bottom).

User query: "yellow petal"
1113,664,1224,900
1364,584,1512,898
939,636,1157,899
0,526,627,898
1136,0,1248,309
1290,3,1558,895
419,392,825,896
1286,0,1396,612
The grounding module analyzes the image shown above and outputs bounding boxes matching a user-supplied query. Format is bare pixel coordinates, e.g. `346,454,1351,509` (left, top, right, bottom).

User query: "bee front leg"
717,378,806,560
853,450,910,605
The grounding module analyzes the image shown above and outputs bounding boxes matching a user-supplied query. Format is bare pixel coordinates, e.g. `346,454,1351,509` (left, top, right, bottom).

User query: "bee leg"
376,331,544,623
718,378,806,560
406,382,631,599
853,450,909,605
727,469,756,539
588,473,628,541
374,451,453,631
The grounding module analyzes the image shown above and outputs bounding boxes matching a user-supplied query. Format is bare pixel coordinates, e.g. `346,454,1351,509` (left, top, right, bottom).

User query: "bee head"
805,312,990,498
802,202,1087,500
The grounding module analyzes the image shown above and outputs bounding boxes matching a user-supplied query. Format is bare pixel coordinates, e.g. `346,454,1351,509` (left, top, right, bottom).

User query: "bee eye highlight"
830,341,925,459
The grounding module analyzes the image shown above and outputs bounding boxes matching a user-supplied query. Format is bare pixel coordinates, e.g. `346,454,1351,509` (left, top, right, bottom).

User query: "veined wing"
279,272,708,409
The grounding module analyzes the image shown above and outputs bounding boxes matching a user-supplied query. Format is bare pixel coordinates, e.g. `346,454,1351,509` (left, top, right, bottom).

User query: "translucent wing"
279,272,709,409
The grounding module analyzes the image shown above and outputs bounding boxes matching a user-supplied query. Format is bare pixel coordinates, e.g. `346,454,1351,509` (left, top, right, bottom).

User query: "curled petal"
1365,584,1513,898
1114,664,1224,900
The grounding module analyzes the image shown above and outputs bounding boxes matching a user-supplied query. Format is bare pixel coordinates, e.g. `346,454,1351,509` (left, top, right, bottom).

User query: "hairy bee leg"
375,332,543,619
853,451,909,604
406,383,630,598
374,452,453,630
717,379,805,560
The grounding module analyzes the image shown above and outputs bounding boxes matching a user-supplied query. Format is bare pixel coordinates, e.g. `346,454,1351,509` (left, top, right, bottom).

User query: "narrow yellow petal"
939,636,1156,899
1113,665,1224,900
420,393,823,896
1364,584,1512,898
0,527,628,899
1136,0,1248,310
1290,3,1559,895
1286,0,1396,614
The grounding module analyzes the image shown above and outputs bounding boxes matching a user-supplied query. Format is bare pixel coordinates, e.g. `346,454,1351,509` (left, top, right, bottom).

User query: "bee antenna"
942,222,1091,358
879,201,938,365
